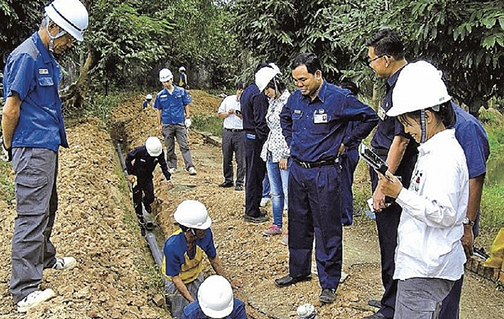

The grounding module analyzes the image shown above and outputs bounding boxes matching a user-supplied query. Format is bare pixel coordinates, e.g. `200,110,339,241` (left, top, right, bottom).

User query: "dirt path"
0,90,502,318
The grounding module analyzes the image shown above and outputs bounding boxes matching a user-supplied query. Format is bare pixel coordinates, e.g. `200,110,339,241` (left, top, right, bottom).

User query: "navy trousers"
341,148,359,226
244,135,266,217
288,161,343,290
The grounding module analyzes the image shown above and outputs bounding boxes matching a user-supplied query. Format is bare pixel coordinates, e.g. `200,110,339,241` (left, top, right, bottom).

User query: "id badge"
377,106,387,121
313,109,328,124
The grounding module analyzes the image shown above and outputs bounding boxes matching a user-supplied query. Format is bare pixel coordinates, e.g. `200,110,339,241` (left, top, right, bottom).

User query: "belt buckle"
301,161,310,169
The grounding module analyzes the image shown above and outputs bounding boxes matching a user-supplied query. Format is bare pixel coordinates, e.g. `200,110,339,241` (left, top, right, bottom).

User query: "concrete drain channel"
115,140,169,306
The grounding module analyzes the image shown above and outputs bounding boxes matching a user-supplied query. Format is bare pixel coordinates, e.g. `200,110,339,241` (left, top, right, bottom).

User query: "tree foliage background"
1,0,503,115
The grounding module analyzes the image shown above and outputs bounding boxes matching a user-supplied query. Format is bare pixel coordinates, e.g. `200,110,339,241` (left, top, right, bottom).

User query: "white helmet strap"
46,22,67,52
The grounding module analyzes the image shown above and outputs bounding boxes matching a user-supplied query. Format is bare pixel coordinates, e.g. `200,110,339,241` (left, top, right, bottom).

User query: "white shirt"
217,95,243,130
394,129,468,281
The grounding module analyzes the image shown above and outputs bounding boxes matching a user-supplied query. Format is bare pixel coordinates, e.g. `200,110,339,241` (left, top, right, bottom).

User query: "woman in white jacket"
377,61,468,319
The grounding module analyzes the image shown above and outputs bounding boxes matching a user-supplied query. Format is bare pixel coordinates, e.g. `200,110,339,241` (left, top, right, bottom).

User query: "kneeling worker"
182,275,247,319
163,200,241,319
126,136,173,229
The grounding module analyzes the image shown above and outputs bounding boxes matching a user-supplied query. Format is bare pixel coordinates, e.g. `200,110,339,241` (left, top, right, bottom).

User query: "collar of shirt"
300,79,328,104
417,128,455,156
32,32,53,65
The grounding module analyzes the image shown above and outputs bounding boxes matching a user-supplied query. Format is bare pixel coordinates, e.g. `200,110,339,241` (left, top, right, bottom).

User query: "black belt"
372,148,389,156
294,158,339,169
225,128,243,132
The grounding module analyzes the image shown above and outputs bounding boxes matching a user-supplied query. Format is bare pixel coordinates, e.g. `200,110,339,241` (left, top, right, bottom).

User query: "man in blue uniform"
439,103,490,319
1,0,88,312
181,275,247,319
240,64,271,223
275,53,378,304
154,68,197,175
363,29,418,319
125,136,173,229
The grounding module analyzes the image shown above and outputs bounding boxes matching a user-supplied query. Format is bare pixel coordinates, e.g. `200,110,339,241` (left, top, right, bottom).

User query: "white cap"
44,0,88,41
255,63,281,92
179,66,186,72
198,275,234,318
388,61,451,117
174,200,212,229
159,68,173,82
146,94,153,100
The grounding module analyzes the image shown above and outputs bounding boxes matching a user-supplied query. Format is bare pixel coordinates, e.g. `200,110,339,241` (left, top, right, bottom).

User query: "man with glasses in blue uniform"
276,52,378,304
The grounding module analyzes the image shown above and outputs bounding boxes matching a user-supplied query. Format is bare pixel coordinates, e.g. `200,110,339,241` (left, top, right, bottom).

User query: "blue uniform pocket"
38,76,54,87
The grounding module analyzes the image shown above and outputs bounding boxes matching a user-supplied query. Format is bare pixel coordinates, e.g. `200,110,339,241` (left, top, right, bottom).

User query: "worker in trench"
126,136,173,231
162,200,242,319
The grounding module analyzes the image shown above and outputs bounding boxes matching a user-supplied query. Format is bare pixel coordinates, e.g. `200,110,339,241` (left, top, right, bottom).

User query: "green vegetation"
192,114,223,137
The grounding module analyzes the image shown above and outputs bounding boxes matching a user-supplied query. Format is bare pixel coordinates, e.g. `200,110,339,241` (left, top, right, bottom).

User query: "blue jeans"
267,159,290,228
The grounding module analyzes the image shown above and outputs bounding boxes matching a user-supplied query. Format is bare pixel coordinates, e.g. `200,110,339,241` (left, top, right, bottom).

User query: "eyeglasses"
368,55,385,66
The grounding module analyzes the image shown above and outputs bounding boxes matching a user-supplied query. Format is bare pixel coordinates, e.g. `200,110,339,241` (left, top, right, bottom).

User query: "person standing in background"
217,82,246,191
179,66,189,89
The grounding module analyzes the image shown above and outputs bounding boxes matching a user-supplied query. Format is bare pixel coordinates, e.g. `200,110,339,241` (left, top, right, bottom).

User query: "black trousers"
132,178,154,217
222,129,245,186
244,136,266,217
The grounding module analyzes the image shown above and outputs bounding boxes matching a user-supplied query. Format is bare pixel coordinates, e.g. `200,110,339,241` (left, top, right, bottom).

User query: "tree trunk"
61,50,97,111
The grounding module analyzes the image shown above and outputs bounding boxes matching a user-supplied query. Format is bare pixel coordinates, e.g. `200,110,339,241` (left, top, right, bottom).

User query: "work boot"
319,288,336,304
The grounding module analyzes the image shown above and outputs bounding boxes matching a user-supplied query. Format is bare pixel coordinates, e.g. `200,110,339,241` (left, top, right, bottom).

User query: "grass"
0,161,14,204
192,114,224,137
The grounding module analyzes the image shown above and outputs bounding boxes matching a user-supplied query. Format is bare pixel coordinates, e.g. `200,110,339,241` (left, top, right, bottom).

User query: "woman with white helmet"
255,63,291,239
181,275,247,319
162,200,241,319
377,61,469,319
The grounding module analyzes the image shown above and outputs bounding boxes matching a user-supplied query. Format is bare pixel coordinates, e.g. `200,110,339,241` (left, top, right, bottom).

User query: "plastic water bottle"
297,303,318,319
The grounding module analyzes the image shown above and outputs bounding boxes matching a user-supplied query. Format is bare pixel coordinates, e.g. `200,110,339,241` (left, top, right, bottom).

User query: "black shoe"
274,274,312,287
362,312,387,319
319,288,336,304
243,214,268,223
235,185,243,191
219,182,233,188
367,299,381,309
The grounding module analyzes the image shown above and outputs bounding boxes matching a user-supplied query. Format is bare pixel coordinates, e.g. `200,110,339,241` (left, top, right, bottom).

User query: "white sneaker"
188,167,197,175
168,168,177,174
260,197,270,207
17,289,56,312
53,257,77,270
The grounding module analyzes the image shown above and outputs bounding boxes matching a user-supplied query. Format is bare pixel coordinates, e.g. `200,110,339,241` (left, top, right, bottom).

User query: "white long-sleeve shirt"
394,129,468,281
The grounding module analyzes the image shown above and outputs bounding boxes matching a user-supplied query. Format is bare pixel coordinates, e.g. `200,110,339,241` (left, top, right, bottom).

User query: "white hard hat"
146,94,153,100
198,275,234,318
159,68,173,82
255,63,281,92
145,136,162,157
388,61,451,117
174,200,212,229
179,66,186,72
44,0,88,42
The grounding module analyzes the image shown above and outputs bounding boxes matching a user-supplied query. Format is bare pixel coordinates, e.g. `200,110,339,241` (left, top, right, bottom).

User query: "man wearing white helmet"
154,68,197,175
162,200,241,319
125,137,173,231
178,66,189,89
142,93,153,110
377,61,469,319
1,0,88,312
181,275,247,319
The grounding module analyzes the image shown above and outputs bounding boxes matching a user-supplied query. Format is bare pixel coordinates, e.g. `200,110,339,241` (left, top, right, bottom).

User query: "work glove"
1,136,12,162
184,118,192,128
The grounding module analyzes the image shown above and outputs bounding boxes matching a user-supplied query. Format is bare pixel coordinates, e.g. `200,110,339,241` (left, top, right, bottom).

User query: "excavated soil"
0,90,502,318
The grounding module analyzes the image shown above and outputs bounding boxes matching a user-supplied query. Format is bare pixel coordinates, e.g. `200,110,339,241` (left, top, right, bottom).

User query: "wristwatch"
463,216,474,226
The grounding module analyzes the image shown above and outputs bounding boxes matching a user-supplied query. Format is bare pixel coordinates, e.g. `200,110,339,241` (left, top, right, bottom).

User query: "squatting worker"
378,61,468,319
276,53,378,304
1,0,88,312
181,275,247,319
162,200,242,319
363,29,418,319
154,68,197,175
217,82,246,191
125,136,173,231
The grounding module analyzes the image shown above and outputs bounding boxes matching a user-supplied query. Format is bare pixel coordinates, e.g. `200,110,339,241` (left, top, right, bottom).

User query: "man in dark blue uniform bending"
275,53,378,304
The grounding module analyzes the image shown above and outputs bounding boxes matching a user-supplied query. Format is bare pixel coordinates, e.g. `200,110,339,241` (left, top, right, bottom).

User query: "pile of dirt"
0,89,502,318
